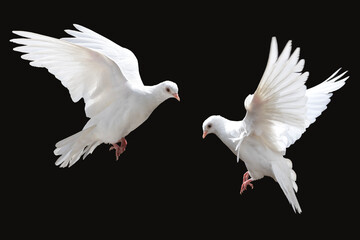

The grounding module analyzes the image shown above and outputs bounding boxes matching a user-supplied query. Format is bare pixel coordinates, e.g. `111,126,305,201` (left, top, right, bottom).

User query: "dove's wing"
61,24,143,86
278,69,348,148
242,37,348,154
305,68,348,128
11,30,129,118
243,37,308,154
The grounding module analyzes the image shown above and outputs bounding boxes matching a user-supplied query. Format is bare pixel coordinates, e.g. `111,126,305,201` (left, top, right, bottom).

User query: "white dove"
202,37,348,213
11,24,180,168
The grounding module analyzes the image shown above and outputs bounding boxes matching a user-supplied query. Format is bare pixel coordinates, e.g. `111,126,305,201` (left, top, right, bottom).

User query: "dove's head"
157,80,180,102
202,115,223,139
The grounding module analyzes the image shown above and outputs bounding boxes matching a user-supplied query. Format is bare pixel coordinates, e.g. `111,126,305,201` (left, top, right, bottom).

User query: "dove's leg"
109,138,127,160
240,171,254,194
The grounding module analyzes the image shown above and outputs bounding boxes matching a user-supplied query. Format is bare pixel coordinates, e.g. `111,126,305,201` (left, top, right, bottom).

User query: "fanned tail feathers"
54,125,101,168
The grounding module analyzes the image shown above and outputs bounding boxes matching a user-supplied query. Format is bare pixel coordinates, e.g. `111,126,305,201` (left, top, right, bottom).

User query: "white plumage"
202,37,348,213
11,24,180,167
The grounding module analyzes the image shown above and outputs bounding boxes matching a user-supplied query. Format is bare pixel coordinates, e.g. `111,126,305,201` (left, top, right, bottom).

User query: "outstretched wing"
243,37,308,153
305,68,348,128
61,24,143,86
279,69,348,148
242,37,347,154
11,30,129,118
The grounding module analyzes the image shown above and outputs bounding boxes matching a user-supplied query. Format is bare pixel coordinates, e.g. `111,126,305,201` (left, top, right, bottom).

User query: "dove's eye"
166,87,170,93
207,124,212,129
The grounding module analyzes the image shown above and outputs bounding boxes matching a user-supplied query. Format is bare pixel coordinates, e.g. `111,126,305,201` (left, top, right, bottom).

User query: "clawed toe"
240,180,254,194
109,138,127,160
240,171,254,194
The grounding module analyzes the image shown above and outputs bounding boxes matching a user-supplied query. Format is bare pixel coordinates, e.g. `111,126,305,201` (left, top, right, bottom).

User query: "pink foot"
240,171,254,194
109,138,127,160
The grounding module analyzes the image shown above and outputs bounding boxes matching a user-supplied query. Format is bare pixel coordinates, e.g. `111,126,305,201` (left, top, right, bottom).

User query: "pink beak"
173,93,180,101
202,131,208,139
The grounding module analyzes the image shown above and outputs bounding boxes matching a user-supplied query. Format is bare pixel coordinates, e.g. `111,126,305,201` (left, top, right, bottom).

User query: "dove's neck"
214,118,244,154
144,83,170,106
141,84,170,110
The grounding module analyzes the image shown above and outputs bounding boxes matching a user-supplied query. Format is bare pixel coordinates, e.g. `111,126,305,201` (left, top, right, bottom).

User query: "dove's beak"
173,93,180,101
202,131,208,139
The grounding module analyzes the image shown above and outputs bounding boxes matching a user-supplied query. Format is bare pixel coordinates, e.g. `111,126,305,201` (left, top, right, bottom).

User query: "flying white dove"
11,24,180,167
202,37,348,213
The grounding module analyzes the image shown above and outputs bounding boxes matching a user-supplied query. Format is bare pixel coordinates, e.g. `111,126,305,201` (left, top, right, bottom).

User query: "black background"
3,1,359,237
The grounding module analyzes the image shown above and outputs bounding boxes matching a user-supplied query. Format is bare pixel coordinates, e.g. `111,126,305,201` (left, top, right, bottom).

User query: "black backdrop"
3,1,358,237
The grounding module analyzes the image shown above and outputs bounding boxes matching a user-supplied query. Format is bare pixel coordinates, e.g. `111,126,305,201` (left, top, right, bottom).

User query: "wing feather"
61,24,143,86
11,30,128,118
242,37,348,154
305,69,348,127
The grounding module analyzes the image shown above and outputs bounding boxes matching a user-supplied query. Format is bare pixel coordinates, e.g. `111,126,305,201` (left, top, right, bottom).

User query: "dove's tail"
271,158,302,213
54,125,102,168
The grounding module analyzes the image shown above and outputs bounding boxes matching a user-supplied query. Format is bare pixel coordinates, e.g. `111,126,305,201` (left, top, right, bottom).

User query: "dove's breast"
89,92,156,144
217,122,278,180
239,135,281,180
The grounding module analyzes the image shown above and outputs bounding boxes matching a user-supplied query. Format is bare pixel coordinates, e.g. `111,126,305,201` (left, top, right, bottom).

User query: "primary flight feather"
11,24,180,167
202,37,348,213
